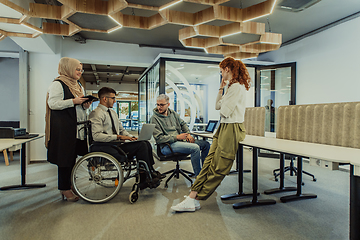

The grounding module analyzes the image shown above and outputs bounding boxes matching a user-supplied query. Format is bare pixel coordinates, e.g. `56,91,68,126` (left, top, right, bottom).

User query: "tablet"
83,95,99,104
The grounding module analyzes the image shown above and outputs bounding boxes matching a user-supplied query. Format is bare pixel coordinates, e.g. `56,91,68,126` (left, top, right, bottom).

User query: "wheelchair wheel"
129,191,139,203
72,152,124,203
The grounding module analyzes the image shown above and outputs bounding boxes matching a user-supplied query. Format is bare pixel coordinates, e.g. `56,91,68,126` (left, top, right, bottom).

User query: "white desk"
0,134,46,190
190,131,214,139
0,142,14,151
225,135,360,239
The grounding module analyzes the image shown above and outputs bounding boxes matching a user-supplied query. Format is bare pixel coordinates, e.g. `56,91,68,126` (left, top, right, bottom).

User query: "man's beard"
159,109,167,114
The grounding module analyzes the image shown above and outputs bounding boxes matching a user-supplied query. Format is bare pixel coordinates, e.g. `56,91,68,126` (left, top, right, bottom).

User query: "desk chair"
273,156,316,184
157,143,194,188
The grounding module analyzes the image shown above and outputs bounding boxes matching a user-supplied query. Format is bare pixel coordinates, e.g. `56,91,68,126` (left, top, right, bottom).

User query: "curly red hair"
219,57,251,91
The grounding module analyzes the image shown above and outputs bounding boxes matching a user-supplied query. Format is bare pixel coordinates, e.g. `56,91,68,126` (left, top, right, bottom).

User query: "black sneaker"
138,181,149,190
152,171,166,179
148,178,161,189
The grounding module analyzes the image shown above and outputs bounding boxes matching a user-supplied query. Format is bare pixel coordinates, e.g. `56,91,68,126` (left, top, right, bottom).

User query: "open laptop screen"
205,120,218,133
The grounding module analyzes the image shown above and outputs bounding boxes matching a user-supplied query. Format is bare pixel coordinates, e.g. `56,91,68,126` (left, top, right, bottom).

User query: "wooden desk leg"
233,147,276,209
280,157,317,203
221,144,253,200
350,165,360,240
3,149,9,166
10,151,13,161
264,153,297,194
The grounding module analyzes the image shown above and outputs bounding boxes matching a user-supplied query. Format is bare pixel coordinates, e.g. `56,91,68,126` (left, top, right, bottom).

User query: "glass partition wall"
138,57,221,131
139,56,295,136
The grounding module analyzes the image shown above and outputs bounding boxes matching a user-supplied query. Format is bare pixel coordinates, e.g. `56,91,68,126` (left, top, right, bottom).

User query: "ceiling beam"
127,3,158,11
108,0,128,15
0,17,19,24
183,0,230,5
28,3,62,20
43,22,70,35
242,0,277,22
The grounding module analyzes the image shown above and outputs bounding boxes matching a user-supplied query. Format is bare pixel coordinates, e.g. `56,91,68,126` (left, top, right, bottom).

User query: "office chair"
156,143,194,188
273,156,316,184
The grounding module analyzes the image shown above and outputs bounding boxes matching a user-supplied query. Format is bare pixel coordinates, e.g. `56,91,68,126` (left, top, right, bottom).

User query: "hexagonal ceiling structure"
0,0,282,59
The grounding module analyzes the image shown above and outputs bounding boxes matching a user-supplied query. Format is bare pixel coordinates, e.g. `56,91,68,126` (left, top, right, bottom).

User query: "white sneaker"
195,199,201,210
171,196,196,212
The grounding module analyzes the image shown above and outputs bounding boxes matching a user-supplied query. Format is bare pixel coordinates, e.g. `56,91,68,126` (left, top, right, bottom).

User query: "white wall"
0,57,19,121
0,37,21,53
28,52,61,161
258,17,360,105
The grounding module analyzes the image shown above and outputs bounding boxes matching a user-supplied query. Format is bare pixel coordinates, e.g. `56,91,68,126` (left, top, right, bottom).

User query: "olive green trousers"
191,123,246,200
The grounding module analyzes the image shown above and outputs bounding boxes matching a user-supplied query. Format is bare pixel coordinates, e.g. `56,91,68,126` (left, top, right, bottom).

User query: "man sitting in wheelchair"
89,87,165,189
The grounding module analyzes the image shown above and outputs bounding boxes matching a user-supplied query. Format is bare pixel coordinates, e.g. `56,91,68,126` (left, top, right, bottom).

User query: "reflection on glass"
165,61,220,130
139,77,146,126
260,67,291,132
147,62,159,126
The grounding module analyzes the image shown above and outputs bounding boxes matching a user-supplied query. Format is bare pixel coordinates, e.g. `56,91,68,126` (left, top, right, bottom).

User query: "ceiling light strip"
260,42,279,45
108,15,123,27
108,26,122,33
159,0,183,11
270,0,278,14
243,13,270,23
20,23,42,33
221,31,241,38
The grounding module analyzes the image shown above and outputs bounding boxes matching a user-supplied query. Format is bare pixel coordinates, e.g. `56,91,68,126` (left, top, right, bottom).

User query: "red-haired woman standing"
171,57,251,212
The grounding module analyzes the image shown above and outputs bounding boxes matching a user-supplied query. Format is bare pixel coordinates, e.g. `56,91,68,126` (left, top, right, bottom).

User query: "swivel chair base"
163,161,193,188
273,158,316,184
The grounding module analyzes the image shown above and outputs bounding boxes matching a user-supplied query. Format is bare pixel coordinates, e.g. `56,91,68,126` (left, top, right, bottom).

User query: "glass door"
257,63,296,134
256,62,296,158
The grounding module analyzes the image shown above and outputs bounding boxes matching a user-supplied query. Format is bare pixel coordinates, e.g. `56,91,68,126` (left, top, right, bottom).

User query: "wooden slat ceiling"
0,0,282,59
1,0,360,59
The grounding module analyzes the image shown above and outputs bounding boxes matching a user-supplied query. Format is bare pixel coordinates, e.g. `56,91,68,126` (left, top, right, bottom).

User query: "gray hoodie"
150,107,190,145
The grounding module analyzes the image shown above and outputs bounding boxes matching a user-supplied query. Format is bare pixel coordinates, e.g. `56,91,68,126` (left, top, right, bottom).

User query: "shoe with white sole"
171,196,196,212
195,199,201,210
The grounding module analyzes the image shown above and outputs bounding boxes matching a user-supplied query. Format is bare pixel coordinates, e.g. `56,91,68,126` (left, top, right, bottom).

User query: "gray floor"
0,149,349,240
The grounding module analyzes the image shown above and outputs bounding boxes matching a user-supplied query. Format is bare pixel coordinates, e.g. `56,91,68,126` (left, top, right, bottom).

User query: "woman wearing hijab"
171,57,251,212
45,57,90,202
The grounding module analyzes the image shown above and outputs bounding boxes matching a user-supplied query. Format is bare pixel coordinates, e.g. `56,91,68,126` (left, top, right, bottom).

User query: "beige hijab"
45,57,84,148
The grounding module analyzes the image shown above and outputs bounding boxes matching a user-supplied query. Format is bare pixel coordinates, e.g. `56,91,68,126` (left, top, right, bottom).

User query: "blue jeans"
161,140,210,176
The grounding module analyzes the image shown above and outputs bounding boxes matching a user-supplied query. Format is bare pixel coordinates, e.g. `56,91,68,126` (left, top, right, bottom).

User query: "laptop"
14,133,39,139
135,124,156,141
193,120,218,133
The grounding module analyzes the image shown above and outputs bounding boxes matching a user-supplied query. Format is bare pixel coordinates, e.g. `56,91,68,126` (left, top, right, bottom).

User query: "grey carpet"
0,150,349,240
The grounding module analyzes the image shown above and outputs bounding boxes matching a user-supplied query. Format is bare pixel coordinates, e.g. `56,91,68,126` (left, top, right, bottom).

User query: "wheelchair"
71,121,157,204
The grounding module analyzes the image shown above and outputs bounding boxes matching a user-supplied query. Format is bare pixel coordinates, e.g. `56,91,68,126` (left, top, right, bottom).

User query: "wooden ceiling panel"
0,0,282,58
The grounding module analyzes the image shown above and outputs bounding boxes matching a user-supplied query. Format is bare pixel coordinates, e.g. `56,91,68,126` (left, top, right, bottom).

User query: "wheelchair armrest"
91,141,128,159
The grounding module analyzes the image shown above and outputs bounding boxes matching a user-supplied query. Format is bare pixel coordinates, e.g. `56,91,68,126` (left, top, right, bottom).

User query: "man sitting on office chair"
89,87,164,189
150,94,210,177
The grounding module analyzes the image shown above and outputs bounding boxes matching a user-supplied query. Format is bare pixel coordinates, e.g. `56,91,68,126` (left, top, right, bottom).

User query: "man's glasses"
156,103,167,107
76,68,84,73
105,96,116,100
